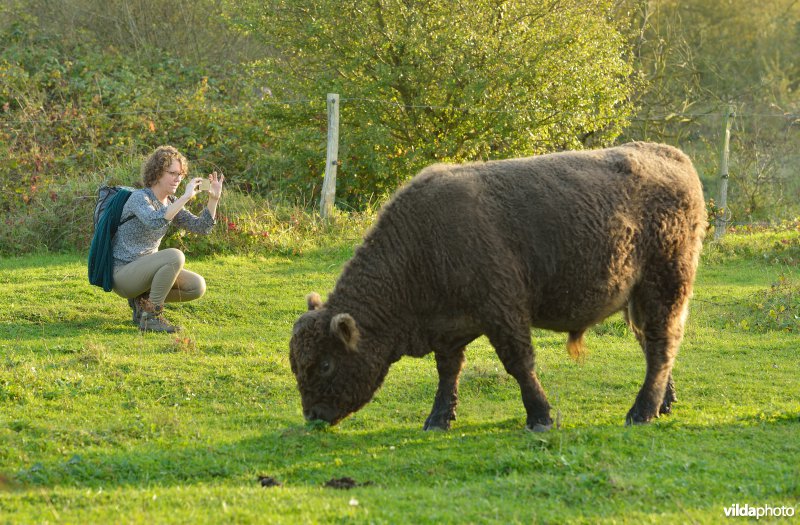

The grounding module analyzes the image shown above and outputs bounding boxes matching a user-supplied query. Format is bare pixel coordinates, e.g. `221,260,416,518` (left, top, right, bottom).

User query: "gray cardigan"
112,187,216,269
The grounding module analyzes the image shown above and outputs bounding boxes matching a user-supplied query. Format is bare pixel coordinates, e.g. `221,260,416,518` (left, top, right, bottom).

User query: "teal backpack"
87,186,134,291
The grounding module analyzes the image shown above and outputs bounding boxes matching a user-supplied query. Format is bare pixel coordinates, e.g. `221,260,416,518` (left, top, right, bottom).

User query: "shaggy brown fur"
289,142,707,431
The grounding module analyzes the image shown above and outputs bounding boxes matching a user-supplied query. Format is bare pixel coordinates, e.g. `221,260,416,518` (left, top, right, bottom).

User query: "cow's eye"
319,358,334,376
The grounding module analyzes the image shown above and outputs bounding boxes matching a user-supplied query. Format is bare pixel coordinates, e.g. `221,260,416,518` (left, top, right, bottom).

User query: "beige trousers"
112,248,206,306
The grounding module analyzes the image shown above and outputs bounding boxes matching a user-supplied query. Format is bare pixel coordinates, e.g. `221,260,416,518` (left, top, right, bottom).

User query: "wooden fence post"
320,93,340,219
714,105,735,240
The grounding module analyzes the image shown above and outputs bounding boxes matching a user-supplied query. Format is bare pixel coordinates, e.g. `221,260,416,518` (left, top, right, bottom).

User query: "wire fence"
3,94,800,226
3,98,799,127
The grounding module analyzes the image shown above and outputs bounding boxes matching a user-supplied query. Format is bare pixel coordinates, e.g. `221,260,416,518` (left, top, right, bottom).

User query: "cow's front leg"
424,347,466,431
489,331,552,432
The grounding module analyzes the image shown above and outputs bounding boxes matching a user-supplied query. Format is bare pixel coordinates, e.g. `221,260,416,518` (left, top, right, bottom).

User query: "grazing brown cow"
290,142,707,431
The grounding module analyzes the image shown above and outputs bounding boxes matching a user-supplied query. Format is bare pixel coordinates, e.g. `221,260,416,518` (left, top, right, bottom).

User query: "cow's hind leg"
488,330,552,432
625,281,692,425
661,373,677,415
424,347,466,431
625,302,677,416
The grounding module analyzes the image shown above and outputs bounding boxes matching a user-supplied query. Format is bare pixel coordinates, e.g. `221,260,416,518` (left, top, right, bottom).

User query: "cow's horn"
306,292,323,311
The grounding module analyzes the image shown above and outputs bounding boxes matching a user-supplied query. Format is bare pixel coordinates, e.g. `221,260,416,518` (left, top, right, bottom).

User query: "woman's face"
153,159,184,196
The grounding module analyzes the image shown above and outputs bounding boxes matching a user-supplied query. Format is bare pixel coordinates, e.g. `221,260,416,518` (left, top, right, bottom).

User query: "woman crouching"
112,145,224,333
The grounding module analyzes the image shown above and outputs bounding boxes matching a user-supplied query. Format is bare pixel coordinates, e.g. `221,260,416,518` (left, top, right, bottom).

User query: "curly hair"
141,145,188,188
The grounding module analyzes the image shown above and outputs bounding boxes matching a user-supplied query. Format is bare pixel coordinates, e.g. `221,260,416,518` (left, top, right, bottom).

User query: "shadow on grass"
10,415,799,497
0,321,132,341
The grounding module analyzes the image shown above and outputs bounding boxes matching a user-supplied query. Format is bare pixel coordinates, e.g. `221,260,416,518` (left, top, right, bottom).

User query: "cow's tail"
567,330,587,361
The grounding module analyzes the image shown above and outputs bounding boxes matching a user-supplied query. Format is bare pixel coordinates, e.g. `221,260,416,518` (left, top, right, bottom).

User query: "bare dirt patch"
257,475,283,488
324,477,373,489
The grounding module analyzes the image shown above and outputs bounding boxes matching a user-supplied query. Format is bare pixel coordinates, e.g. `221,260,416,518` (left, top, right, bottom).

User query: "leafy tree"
619,0,800,220
229,0,637,204
621,0,800,119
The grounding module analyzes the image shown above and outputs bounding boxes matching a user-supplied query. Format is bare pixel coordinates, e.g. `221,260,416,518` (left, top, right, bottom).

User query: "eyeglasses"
165,170,185,180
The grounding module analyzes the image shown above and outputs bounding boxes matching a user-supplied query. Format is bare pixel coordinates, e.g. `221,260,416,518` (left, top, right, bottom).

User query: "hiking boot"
138,301,181,334
127,293,149,325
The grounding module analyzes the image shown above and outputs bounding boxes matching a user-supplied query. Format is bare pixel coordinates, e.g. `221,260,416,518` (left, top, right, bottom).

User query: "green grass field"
1,230,798,523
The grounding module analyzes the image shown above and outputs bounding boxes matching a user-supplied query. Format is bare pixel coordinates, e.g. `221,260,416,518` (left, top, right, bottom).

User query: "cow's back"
336,142,705,332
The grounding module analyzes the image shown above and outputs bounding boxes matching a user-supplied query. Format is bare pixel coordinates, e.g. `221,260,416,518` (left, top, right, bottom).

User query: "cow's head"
289,292,389,425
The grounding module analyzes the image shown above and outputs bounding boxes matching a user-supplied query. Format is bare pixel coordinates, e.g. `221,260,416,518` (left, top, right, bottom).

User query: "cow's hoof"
660,392,677,416
525,415,553,432
423,416,452,431
526,422,553,432
625,408,657,426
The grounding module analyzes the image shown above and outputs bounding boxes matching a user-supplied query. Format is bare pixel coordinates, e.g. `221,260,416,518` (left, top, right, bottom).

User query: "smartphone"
199,178,211,191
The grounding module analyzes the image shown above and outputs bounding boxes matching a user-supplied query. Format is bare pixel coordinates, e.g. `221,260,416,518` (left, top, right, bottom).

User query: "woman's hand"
163,177,202,221
183,177,203,200
207,171,225,200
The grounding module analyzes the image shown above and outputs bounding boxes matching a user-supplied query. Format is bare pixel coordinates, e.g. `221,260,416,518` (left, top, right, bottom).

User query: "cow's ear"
306,292,323,311
331,313,360,351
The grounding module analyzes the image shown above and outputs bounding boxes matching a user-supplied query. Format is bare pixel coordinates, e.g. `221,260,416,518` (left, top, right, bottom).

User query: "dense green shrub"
0,21,330,214
719,273,800,333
